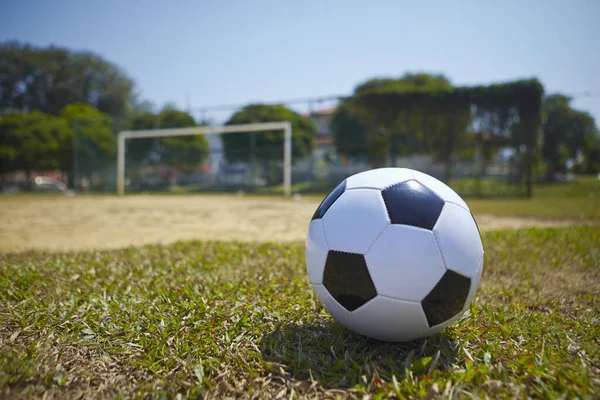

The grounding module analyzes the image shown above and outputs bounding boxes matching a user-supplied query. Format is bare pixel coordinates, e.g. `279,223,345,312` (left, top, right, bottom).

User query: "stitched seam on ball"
380,178,413,191
396,224,431,233
365,194,392,255
474,253,484,278
432,228,448,271
364,222,390,257
450,267,472,279
315,283,348,311
345,186,383,191
410,169,447,205
349,297,376,314
444,200,469,213
432,230,447,268
350,295,420,315
319,219,330,250
442,248,484,279
416,182,444,204
378,294,421,304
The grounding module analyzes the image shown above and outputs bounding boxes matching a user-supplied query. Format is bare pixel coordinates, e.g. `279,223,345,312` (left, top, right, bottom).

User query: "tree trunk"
444,159,453,183
66,171,75,189
25,169,32,191
444,122,456,183
544,158,555,182
389,135,397,167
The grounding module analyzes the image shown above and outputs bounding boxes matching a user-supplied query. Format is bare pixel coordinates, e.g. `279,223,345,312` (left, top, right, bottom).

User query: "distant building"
308,107,337,137
306,107,338,168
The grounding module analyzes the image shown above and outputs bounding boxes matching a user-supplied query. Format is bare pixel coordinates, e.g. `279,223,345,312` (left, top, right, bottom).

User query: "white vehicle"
305,168,484,342
32,176,75,196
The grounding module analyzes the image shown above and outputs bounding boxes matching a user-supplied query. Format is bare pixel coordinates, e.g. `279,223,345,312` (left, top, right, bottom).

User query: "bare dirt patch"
0,194,587,253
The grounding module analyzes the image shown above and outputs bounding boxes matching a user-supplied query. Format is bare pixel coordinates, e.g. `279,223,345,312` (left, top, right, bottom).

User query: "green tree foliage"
334,72,465,173
0,105,118,188
128,108,209,169
0,41,134,117
0,111,69,179
221,104,316,184
347,79,544,195
158,108,209,169
59,103,115,185
542,95,599,178
583,140,600,174
354,73,453,95
330,103,367,158
223,104,316,161
128,112,160,163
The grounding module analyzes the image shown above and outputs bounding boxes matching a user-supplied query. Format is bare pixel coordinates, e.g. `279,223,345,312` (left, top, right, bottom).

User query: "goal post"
116,121,293,196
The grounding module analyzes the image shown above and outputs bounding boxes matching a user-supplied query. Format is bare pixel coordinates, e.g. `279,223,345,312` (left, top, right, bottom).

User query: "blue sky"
2,0,599,123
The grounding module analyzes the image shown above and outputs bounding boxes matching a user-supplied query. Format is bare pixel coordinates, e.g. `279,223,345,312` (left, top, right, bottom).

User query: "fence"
17,84,538,198
67,124,529,199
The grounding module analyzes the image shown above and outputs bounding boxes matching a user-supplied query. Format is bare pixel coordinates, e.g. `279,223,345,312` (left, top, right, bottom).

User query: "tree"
334,72,462,174
0,41,134,117
128,108,209,169
582,140,600,174
427,105,473,181
354,73,455,164
354,73,453,95
127,112,160,164
345,77,543,193
568,110,597,173
542,94,598,179
59,103,115,187
222,104,316,184
0,111,68,182
330,103,367,159
156,108,209,169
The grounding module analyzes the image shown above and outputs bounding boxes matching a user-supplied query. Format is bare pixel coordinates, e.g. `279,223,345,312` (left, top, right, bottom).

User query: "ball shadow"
259,319,460,389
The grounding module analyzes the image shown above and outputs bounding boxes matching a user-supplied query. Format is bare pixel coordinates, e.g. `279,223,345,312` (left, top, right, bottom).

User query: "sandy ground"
0,194,583,253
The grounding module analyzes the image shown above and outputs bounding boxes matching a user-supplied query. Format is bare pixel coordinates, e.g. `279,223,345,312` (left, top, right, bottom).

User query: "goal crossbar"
117,121,292,196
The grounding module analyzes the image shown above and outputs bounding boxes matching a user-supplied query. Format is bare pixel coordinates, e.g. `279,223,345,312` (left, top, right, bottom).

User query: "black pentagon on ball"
311,179,346,220
323,250,377,312
381,179,444,230
421,270,471,327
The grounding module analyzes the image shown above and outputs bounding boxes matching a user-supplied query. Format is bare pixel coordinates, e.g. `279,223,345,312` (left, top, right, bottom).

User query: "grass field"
466,176,600,221
1,176,599,398
1,226,599,398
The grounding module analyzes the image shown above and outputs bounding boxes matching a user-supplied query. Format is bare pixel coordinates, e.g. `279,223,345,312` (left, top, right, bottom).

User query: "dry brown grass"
0,194,588,253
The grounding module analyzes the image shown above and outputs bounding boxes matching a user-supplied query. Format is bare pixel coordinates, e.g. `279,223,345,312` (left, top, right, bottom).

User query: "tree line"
0,41,318,189
1,41,599,191
333,73,599,181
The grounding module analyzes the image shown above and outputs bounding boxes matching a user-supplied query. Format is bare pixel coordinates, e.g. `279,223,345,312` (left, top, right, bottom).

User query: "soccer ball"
305,168,484,342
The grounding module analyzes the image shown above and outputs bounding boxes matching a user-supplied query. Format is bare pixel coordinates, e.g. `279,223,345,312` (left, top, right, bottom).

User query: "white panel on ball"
433,203,484,278
322,189,390,254
365,225,446,302
305,219,330,284
345,168,414,190
349,296,430,342
312,283,354,328
412,170,469,211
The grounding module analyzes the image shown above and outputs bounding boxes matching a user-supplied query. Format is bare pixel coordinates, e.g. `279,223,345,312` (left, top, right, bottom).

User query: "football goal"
116,121,292,196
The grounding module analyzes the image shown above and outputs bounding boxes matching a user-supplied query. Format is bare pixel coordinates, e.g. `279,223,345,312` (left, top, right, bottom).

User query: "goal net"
116,122,292,196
